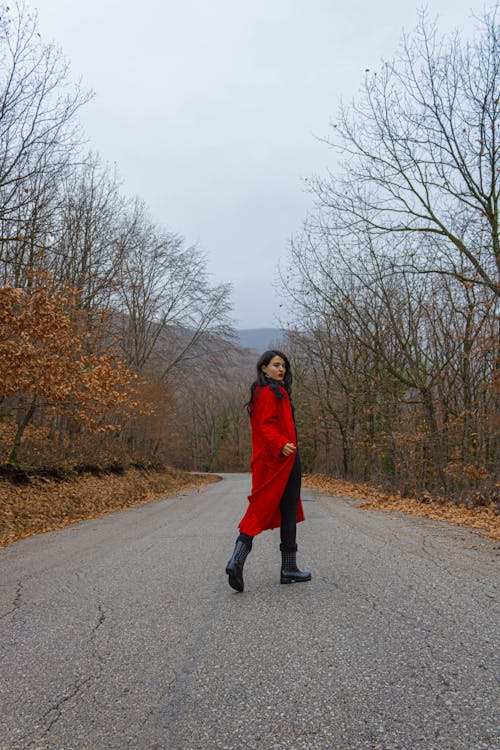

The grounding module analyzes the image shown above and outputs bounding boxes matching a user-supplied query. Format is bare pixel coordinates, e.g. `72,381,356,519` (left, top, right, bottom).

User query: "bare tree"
0,165,59,285
279,8,499,500
49,153,126,314
117,201,233,380
309,6,499,297
282,207,497,494
0,1,91,266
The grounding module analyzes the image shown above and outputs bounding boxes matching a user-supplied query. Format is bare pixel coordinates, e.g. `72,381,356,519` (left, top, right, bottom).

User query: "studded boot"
226,537,252,592
280,543,311,584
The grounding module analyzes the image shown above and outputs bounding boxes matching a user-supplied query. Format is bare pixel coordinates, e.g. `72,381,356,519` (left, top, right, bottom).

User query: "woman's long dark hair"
246,350,292,415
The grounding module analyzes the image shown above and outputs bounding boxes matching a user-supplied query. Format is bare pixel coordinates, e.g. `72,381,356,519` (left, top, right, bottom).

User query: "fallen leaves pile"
0,466,217,547
303,474,500,542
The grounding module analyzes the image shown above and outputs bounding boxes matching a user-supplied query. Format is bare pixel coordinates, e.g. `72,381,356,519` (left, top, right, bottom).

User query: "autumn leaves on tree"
0,282,143,466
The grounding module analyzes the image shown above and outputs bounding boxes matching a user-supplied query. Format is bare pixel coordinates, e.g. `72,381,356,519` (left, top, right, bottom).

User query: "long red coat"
238,384,305,536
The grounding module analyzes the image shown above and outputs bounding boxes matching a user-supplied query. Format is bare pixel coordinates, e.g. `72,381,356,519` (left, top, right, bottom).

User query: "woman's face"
261,355,286,382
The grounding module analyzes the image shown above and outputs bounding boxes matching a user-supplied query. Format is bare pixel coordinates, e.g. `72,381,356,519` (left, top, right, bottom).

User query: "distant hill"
236,328,285,353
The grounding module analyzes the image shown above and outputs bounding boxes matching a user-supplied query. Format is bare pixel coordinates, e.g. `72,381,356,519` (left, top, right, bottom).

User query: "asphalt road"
0,474,498,750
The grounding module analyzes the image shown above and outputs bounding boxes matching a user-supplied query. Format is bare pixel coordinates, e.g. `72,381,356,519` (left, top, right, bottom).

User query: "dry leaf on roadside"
303,474,500,542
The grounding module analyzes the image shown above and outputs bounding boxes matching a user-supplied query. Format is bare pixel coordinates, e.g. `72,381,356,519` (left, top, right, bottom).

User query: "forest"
282,8,499,503
0,1,237,476
0,2,498,511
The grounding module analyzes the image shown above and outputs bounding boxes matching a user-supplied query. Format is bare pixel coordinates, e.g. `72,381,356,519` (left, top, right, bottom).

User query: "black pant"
279,452,301,548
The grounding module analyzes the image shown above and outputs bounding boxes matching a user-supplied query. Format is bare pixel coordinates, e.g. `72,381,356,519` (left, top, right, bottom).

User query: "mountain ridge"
236,328,285,353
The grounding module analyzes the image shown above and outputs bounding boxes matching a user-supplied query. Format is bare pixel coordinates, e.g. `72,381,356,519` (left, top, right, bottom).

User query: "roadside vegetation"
282,8,499,514
0,465,217,547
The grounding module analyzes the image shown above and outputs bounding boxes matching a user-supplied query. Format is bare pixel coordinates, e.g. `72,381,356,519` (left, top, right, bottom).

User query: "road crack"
35,600,108,740
42,674,94,733
94,602,106,631
0,580,23,619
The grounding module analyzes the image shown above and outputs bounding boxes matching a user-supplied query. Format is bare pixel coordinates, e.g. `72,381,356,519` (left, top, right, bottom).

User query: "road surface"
1,474,498,749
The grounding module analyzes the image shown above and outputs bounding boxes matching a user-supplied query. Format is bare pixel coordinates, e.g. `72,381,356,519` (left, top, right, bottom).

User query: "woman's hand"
281,442,297,457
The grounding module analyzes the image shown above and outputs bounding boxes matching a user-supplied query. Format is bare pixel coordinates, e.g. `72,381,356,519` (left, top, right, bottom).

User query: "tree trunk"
420,387,448,493
8,394,38,467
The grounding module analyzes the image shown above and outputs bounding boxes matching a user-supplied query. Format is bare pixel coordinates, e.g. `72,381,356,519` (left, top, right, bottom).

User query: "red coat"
238,384,305,536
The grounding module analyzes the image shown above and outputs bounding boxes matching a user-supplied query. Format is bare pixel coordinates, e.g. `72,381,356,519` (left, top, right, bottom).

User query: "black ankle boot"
280,544,311,584
226,538,251,592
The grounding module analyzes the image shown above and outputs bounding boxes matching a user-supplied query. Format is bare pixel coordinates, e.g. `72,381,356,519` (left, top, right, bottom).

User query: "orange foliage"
0,283,148,434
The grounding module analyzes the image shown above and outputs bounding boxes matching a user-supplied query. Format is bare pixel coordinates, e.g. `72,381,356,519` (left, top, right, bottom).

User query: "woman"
225,350,311,592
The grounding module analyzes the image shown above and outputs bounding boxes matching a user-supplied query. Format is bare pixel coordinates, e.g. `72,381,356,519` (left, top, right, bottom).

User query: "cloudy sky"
34,0,481,328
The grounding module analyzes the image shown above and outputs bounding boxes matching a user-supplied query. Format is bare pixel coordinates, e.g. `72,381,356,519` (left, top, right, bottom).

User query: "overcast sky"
34,0,481,328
